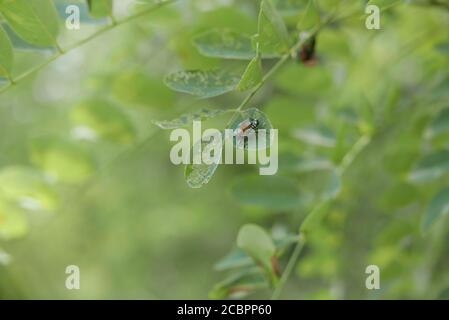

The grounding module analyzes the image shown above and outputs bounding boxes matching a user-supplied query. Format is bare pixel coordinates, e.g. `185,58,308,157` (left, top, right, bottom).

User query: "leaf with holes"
164,70,240,98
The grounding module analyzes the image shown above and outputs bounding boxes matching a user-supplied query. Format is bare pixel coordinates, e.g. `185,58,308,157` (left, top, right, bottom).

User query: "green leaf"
87,0,112,18
422,187,449,233
237,53,263,91
30,136,96,184
209,267,268,299
71,99,136,144
409,150,449,183
153,108,226,129
0,166,58,212
164,70,240,98
230,175,303,210
228,108,273,150
214,248,254,271
184,134,223,188
0,0,60,47
0,247,11,265
237,224,276,274
192,29,255,60
0,24,13,77
257,0,290,55
426,107,449,138
293,126,336,148
0,201,28,240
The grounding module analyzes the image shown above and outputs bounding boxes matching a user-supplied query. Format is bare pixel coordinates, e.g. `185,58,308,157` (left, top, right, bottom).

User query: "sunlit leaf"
409,150,449,183
230,175,303,210
192,29,255,60
237,53,263,91
0,201,28,240
237,224,276,276
0,24,13,77
257,0,290,55
153,108,226,129
0,0,60,47
0,166,58,212
164,70,240,98
30,136,96,184
71,99,136,144
87,0,112,18
422,187,449,233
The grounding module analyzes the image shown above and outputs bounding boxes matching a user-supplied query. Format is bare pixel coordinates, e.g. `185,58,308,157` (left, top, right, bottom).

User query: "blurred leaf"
30,136,96,184
185,134,223,188
237,53,263,91
380,182,419,209
0,24,13,77
214,248,254,271
230,175,302,210
153,108,226,129
300,199,332,234
426,106,449,138
87,0,112,18
0,166,58,212
422,187,449,233
192,29,255,60
0,0,60,47
0,247,11,265
409,150,449,183
228,108,273,150
293,126,336,148
435,41,449,55
209,267,268,299
0,201,28,241
257,0,290,55
237,224,276,274
71,99,136,144
164,70,240,98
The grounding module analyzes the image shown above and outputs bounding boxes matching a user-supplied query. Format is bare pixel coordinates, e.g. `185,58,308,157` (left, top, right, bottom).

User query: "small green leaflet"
422,187,449,233
237,224,276,275
0,0,60,47
71,99,136,144
164,70,240,98
87,0,113,18
0,25,13,77
193,29,255,60
257,0,290,55
409,150,449,183
185,134,223,188
153,108,226,129
237,53,263,91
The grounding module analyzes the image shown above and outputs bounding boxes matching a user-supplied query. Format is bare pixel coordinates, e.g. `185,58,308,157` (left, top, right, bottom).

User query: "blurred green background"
1,0,449,299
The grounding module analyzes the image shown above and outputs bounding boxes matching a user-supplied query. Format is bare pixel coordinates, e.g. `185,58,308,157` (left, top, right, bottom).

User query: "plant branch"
0,0,177,95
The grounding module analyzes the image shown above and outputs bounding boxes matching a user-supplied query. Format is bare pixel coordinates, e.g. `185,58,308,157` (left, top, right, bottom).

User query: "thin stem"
0,0,177,95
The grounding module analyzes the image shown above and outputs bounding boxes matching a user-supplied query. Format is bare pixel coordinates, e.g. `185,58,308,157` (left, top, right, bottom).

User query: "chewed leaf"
0,166,58,212
422,187,449,233
228,108,273,150
230,175,303,210
0,25,13,77
0,0,60,47
409,150,449,183
153,108,226,129
193,29,255,60
237,224,276,274
292,126,336,148
257,0,290,55
185,133,223,188
164,70,240,98
237,54,263,92
0,201,28,241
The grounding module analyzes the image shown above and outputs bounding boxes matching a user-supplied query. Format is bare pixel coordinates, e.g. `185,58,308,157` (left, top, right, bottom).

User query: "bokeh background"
1,0,449,299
